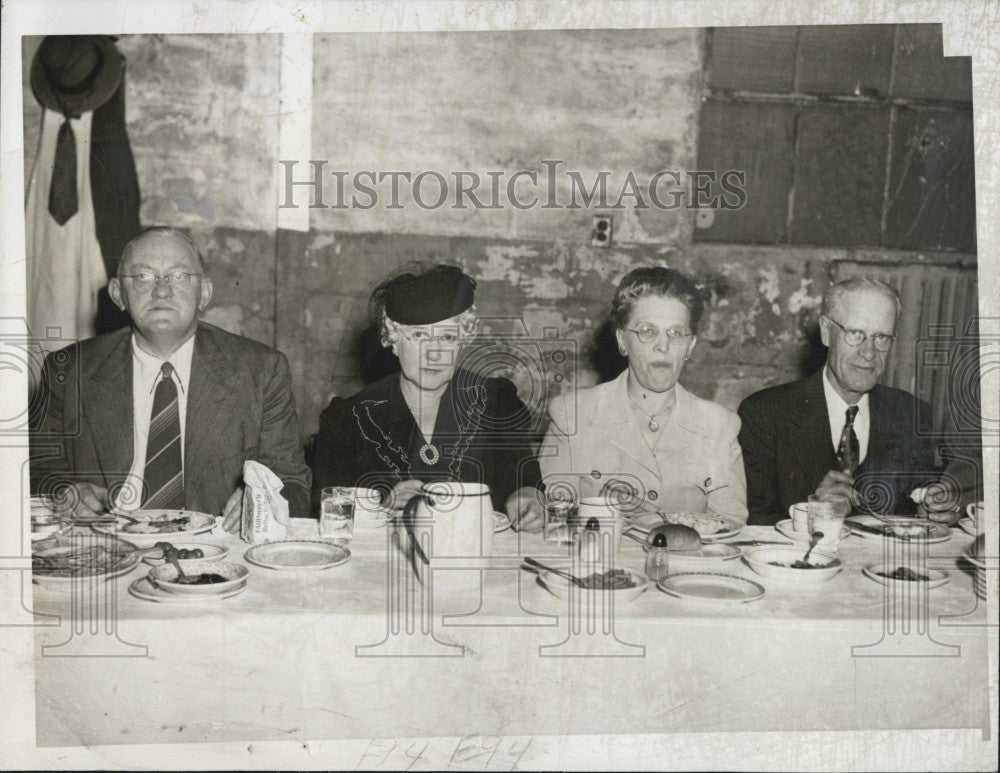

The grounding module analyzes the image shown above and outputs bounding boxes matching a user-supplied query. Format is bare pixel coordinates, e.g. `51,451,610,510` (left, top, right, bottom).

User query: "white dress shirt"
822,365,870,465
114,334,196,510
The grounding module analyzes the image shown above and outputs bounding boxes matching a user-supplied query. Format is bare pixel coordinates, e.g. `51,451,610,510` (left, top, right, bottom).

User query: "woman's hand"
386,479,426,510
506,486,544,532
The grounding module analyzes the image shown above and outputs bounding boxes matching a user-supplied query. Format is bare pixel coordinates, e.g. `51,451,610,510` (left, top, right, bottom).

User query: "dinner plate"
635,538,741,562
92,510,216,545
957,516,980,537
244,540,351,570
845,515,952,543
141,541,230,566
493,511,512,533
656,572,764,603
774,518,851,543
628,512,742,541
128,576,246,603
862,563,950,588
537,567,649,603
32,537,141,589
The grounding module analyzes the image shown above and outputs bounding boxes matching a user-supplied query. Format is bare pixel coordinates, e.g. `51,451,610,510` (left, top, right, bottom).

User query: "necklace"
401,383,444,466
628,395,674,432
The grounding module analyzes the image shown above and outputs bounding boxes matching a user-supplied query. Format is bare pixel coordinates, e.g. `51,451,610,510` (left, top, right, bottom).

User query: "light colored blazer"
540,371,748,521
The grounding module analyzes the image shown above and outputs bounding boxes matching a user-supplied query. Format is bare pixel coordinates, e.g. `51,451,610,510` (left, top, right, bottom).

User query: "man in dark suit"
737,278,941,526
31,227,310,522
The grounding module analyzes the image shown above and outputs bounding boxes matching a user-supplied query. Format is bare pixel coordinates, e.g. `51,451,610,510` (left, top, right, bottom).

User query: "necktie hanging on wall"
48,118,78,224
27,35,140,347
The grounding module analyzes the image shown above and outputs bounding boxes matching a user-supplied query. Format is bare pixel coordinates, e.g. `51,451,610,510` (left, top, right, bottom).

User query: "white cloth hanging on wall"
26,108,107,348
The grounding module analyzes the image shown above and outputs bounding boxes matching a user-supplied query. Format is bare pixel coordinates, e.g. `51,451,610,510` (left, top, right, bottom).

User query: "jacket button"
590,470,601,479
648,490,658,501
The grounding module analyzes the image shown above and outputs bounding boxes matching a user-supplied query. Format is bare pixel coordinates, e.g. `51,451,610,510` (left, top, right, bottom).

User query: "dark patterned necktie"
836,405,860,474
141,362,184,508
48,118,78,225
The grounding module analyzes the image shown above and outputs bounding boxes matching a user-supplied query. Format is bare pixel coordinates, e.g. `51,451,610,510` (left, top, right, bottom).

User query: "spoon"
164,546,191,583
523,556,586,588
799,531,824,566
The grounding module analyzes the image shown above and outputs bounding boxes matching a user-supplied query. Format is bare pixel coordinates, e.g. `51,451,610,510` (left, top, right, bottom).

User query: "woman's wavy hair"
609,267,705,334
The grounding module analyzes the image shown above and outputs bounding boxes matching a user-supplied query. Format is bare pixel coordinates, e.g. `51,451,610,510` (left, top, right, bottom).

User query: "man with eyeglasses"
30,227,311,523
737,278,940,525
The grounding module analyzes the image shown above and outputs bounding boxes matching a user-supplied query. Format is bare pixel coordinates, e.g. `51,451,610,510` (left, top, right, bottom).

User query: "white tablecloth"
30,521,990,747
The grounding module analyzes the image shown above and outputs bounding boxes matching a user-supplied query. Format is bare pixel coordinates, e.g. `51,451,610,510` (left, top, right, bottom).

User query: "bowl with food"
862,563,950,588
743,545,842,584
538,567,649,604
148,560,249,595
141,541,229,567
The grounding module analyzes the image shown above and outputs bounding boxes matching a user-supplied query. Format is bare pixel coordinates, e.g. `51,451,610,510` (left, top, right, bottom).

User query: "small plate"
845,515,952,543
129,576,246,603
629,512,742,541
775,518,851,543
141,541,229,566
148,560,249,595
962,545,985,570
493,511,512,533
656,572,764,603
957,516,980,537
93,510,216,545
863,563,950,588
244,540,351,570
537,567,649,603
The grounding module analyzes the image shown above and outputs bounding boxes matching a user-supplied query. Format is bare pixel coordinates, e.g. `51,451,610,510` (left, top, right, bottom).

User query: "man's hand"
56,483,110,519
506,486,544,532
386,479,426,511
221,487,244,533
814,470,855,518
913,482,962,525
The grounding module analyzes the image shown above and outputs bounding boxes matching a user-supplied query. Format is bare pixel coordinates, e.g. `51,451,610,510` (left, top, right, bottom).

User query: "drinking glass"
544,492,577,544
320,487,355,541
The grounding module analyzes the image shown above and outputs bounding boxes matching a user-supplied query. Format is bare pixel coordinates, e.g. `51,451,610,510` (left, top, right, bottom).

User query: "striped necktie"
142,362,184,508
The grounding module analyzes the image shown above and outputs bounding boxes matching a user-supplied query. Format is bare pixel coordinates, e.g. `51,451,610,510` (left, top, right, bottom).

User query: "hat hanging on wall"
31,35,124,117
31,36,125,225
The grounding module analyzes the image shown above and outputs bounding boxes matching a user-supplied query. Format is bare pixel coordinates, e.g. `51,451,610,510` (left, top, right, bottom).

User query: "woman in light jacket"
538,267,748,523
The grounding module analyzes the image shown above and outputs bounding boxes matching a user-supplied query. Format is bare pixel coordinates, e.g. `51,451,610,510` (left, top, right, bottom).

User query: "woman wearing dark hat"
541,267,748,520
312,264,545,528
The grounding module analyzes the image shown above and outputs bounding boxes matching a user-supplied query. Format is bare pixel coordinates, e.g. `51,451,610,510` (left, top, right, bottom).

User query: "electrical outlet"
591,214,612,247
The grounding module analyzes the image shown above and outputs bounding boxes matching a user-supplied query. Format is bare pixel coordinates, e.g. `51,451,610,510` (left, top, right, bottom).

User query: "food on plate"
647,523,702,552
578,569,639,590
768,560,832,570
175,572,228,585
875,566,929,582
33,543,131,577
662,512,729,537
122,514,192,534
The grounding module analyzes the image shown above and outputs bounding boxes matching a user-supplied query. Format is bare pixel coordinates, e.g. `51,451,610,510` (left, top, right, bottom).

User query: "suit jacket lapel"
184,326,239,498
83,330,134,480
605,372,660,479
788,370,836,487
863,386,893,469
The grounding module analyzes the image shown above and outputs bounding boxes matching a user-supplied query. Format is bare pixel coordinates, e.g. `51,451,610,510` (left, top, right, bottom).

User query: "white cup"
576,496,624,553
789,503,810,533
407,481,493,594
966,502,985,534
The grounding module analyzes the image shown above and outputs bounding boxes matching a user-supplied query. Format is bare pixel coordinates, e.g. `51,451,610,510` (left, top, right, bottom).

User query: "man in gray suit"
31,227,310,523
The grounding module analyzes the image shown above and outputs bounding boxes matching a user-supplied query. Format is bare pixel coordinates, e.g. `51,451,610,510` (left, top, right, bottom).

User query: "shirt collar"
131,333,196,394
822,364,869,418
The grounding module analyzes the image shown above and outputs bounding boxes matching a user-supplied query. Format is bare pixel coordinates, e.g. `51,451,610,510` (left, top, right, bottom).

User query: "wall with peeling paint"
21,31,977,443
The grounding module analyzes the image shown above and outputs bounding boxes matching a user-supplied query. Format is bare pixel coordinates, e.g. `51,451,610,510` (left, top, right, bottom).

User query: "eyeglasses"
824,316,896,351
623,325,693,346
119,271,202,292
399,327,462,344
